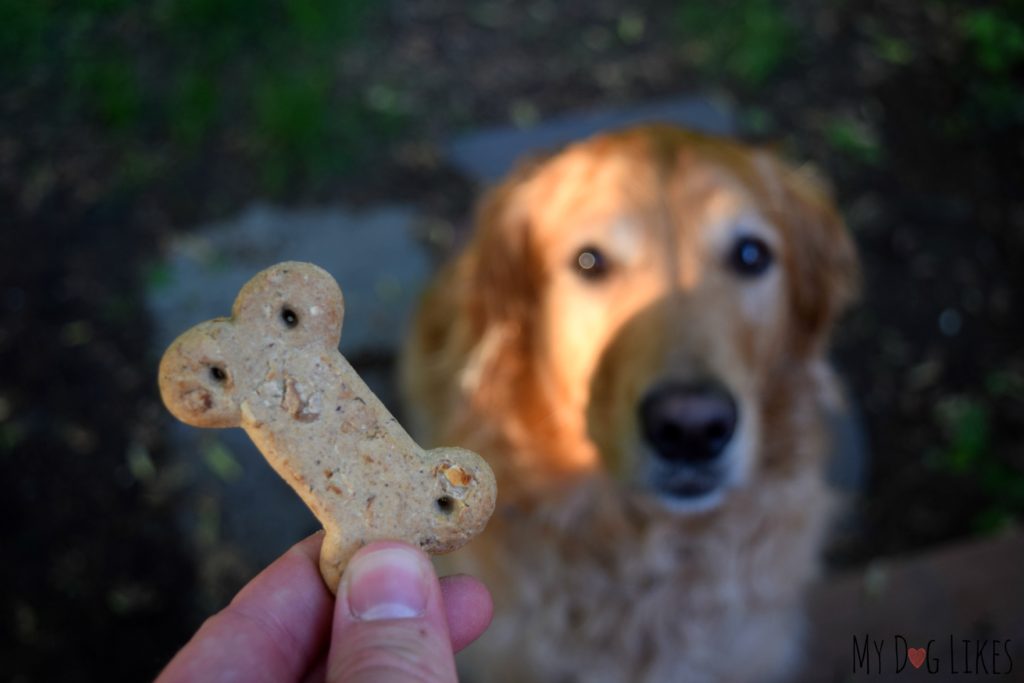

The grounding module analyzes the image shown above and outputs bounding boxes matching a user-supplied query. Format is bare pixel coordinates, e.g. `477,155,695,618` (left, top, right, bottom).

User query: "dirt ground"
2,1,1022,680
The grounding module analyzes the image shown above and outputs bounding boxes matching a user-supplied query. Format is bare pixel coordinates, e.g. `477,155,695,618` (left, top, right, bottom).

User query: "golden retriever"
400,124,859,682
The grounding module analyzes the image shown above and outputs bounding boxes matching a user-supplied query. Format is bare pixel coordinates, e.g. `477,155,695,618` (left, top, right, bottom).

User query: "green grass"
675,0,799,86
959,7,1024,75
2,0,389,194
932,395,1024,533
253,70,337,189
170,70,219,148
872,34,914,66
71,58,144,132
200,436,243,483
958,6,1024,127
825,117,883,166
0,0,49,70
934,397,991,475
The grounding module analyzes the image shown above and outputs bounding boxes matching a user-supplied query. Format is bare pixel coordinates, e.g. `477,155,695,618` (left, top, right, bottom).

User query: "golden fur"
400,125,859,682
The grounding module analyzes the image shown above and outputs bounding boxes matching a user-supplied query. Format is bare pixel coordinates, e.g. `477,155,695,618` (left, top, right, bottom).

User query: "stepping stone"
447,95,735,184
147,203,429,586
798,532,1024,682
148,203,428,356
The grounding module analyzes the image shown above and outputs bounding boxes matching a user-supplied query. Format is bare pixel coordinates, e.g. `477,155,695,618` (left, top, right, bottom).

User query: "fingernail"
344,546,429,620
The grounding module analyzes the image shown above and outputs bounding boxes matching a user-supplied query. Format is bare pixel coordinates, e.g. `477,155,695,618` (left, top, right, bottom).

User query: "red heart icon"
908,647,926,669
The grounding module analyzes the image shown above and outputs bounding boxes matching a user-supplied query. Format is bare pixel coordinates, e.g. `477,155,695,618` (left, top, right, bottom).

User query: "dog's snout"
639,384,737,464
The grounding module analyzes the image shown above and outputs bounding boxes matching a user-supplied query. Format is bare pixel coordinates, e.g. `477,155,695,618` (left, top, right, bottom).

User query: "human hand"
157,534,493,683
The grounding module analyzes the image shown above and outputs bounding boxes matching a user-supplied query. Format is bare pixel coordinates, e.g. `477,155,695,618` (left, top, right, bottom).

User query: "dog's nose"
639,383,737,464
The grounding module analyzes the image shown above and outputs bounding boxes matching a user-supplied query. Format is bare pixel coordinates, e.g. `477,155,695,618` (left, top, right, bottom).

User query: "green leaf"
201,437,243,483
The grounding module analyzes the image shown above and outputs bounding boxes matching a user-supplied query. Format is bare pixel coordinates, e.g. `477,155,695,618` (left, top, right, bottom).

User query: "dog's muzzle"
638,382,738,501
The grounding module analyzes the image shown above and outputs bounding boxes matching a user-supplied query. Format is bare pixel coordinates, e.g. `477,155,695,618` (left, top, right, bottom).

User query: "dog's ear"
755,152,860,356
464,172,540,339
402,156,552,445
455,161,547,413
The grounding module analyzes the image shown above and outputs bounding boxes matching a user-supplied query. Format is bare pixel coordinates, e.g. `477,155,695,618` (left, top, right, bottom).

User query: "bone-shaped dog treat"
158,261,496,591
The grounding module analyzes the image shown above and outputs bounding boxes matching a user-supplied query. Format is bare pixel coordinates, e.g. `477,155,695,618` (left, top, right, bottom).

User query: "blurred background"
2,0,1023,681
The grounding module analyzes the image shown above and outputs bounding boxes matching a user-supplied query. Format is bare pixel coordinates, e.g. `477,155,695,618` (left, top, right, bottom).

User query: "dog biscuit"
158,261,496,591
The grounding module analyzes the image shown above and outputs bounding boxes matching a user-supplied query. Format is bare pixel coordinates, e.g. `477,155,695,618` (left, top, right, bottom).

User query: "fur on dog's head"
404,125,858,512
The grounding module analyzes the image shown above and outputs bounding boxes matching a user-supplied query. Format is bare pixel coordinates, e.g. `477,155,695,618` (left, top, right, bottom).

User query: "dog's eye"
728,236,773,277
573,245,611,281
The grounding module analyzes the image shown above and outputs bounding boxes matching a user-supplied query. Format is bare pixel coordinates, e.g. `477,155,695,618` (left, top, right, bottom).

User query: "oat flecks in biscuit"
157,261,497,592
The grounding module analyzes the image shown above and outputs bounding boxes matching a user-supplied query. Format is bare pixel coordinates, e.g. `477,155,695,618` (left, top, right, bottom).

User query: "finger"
299,573,492,683
439,574,493,653
302,655,327,683
157,533,333,683
326,542,458,683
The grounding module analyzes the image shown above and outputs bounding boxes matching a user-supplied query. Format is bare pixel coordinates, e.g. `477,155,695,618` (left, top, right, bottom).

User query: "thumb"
327,542,458,683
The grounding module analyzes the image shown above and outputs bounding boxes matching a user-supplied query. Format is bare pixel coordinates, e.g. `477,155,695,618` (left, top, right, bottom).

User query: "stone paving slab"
447,95,735,183
795,531,1024,682
147,203,429,581
148,202,429,355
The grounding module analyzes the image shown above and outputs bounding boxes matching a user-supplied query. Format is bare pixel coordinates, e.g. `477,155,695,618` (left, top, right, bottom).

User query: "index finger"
157,533,333,683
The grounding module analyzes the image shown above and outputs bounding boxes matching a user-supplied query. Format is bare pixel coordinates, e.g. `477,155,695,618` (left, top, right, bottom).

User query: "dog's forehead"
519,149,661,256
517,133,787,260
524,146,661,221
666,161,780,243
696,181,767,237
